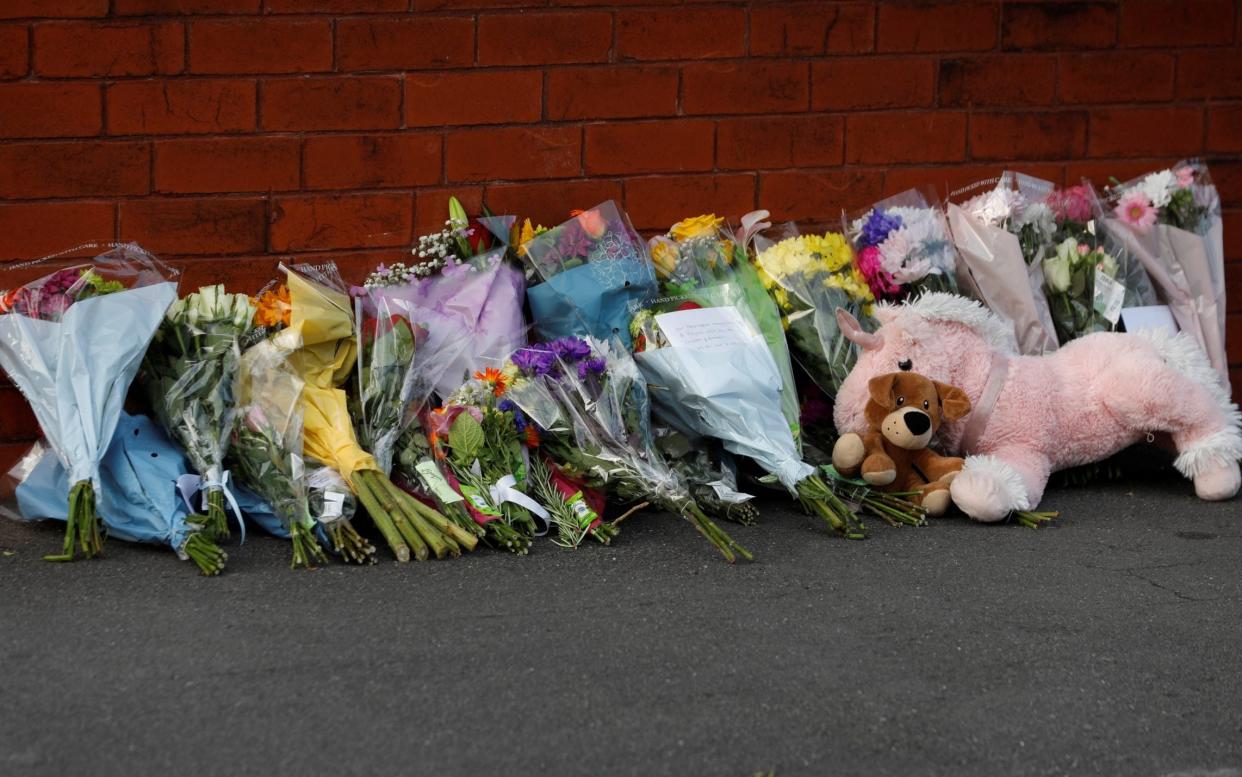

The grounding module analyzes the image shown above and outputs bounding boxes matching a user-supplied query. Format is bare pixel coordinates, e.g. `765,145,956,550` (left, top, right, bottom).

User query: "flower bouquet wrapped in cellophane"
2,413,227,575
276,263,474,563
845,188,961,301
1103,160,1228,390
0,243,178,561
141,284,255,541
504,336,751,562
946,172,1060,355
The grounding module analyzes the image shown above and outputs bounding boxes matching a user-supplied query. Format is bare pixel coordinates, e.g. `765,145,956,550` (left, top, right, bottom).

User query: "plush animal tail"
1135,329,1242,479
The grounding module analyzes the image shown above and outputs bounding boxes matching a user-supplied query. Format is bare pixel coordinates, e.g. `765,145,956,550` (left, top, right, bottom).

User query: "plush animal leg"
950,448,1051,523
831,433,866,477
1108,332,1242,501
917,482,952,517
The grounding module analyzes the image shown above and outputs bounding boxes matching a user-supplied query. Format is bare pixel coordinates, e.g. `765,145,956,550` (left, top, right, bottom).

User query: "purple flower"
550,337,592,361
512,346,556,376
555,223,592,259
577,356,607,379
859,208,903,248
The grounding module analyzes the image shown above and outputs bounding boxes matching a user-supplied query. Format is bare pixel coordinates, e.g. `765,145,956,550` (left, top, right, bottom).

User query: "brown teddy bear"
831,371,972,516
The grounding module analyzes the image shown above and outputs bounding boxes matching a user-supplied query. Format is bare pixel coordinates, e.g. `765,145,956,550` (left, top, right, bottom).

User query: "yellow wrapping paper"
301,384,378,482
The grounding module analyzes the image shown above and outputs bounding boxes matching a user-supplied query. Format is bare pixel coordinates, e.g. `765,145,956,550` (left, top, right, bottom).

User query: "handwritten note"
655,306,755,351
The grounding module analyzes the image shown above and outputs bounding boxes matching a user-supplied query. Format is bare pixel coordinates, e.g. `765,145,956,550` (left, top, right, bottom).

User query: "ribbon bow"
176,470,246,543
489,474,551,536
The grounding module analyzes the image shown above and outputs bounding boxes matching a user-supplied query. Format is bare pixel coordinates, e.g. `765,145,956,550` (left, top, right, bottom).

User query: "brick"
847,112,967,164
34,22,183,77
478,11,611,66
416,0,533,8
883,163,1065,200
121,198,266,255
270,194,412,251
623,173,756,231
939,55,1056,108
414,187,483,234
189,20,332,75
683,61,809,115
336,17,474,71
406,70,542,126
114,0,259,11
1064,159,1174,191
266,0,405,10
1119,0,1235,47
878,2,998,53
446,126,581,182
0,83,100,138
175,257,280,295
750,3,874,56
1001,3,1117,50
0,1,106,18
716,115,844,170
262,76,401,131
1229,313,1242,363
585,120,714,175
1178,52,1242,99
1212,161,1242,208
485,179,623,228
0,202,115,262
1208,106,1242,154
546,66,677,121
1089,107,1205,158
154,137,300,194
615,8,745,61
1226,210,1242,262
0,142,149,198
0,25,28,78
970,111,1087,160
759,170,884,223
304,134,441,190
812,58,934,110
108,80,255,135
0,388,38,439
1059,52,1175,104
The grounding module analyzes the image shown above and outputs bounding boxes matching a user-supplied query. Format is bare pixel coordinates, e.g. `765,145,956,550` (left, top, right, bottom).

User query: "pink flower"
856,245,900,298
1077,244,1090,255
1114,191,1157,234
1175,166,1195,188
1048,186,1092,223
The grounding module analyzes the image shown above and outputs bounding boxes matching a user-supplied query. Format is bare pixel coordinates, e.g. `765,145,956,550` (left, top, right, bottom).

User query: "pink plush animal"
833,293,1242,521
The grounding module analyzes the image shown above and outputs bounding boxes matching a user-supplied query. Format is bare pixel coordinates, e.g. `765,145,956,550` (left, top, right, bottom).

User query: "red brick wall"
1,0,1240,454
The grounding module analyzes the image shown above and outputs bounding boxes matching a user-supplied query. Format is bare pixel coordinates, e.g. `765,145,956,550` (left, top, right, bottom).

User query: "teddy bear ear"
867,373,899,408
934,381,972,421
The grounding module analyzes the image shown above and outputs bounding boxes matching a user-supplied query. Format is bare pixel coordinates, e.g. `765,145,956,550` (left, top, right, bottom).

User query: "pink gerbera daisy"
1114,191,1157,234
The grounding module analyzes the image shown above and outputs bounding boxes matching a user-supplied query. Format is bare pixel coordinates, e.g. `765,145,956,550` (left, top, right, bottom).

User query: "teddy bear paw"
831,433,865,472
921,488,951,517
1194,461,1241,501
863,469,896,487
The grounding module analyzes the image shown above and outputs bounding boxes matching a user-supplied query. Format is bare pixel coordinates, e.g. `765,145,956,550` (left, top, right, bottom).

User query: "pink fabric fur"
833,293,1242,521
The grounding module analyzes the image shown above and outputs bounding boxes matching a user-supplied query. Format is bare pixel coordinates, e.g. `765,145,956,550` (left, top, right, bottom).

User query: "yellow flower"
649,237,679,279
670,214,724,243
516,218,546,258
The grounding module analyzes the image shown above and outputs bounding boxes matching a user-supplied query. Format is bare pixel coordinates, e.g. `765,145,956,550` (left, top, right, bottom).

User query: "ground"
1,463,1240,777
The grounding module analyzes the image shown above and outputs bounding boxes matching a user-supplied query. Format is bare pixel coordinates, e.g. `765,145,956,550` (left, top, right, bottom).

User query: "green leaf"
448,412,484,465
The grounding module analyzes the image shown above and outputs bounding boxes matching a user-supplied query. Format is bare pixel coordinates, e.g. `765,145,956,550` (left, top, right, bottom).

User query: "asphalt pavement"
1,461,1240,777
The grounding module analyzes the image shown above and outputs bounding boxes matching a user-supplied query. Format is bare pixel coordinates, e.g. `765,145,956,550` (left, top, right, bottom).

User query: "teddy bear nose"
903,411,931,435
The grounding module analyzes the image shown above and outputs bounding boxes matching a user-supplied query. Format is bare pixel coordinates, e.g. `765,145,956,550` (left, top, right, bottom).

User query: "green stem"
351,471,410,562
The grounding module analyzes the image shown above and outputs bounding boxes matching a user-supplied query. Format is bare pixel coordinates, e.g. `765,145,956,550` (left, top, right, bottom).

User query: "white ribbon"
489,474,551,536
176,470,245,543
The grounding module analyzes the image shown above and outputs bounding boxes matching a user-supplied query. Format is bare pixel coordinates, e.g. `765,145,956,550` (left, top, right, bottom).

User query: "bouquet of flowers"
846,188,960,300
525,452,616,548
2,413,227,575
0,244,177,561
275,263,475,563
422,369,550,554
523,202,658,349
391,421,486,543
752,231,876,397
141,285,255,540
360,197,527,401
630,241,867,540
1104,160,1228,389
946,172,1061,355
504,337,751,562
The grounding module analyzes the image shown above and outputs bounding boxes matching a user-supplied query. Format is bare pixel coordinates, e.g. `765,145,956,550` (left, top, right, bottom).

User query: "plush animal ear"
934,381,972,422
836,308,884,351
868,373,900,409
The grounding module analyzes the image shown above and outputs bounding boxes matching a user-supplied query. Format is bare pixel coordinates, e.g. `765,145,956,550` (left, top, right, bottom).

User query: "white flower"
963,186,1022,227
1138,169,1176,209
1018,202,1056,242
1043,251,1072,293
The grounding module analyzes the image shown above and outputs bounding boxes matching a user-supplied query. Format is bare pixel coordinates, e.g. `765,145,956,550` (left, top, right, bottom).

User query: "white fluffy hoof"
832,433,865,471
1194,461,1241,501
922,489,950,517
949,455,1029,523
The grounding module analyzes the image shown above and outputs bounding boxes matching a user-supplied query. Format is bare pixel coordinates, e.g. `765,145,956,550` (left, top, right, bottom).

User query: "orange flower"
253,284,291,328
524,425,540,447
474,367,508,397
575,209,607,239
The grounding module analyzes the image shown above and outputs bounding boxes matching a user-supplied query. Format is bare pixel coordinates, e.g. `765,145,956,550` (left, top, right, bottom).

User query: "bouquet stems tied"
351,468,476,563
1014,510,1058,529
44,479,103,562
183,531,228,576
796,476,867,540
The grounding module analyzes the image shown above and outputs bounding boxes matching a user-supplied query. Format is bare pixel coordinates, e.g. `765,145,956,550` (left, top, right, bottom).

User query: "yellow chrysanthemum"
650,238,679,279
670,214,724,243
